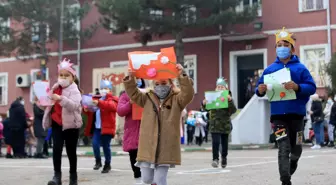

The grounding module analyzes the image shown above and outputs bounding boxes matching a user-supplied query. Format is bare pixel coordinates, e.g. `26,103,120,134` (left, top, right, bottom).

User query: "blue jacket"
255,55,316,116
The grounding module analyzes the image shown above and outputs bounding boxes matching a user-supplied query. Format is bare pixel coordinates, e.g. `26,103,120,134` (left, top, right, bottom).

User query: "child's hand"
176,64,184,75
227,95,232,101
50,94,61,101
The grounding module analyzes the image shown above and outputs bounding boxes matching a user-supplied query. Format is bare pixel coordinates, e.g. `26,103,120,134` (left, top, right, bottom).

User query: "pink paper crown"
58,58,76,76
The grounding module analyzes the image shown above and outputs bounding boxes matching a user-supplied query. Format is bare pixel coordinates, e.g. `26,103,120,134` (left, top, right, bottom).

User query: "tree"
326,52,336,93
0,0,97,79
97,0,258,64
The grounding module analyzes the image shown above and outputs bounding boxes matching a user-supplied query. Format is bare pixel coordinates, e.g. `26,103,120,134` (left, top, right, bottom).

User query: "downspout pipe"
327,0,332,60
77,1,81,85
218,0,223,78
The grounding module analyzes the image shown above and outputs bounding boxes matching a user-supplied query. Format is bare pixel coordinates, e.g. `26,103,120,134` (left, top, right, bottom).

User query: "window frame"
300,44,330,87
0,17,10,42
299,0,327,12
236,0,262,17
0,72,9,106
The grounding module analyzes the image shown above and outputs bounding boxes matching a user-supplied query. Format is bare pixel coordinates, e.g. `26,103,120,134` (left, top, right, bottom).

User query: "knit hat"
58,58,77,76
216,77,228,88
100,79,113,90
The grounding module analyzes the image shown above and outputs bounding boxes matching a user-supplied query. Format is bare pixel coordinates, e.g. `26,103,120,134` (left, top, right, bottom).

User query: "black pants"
43,140,49,156
52,122,79,174
129,149,141,178
274,119,304,183
187,126,195,144
212,133,229,160
10,129,26,157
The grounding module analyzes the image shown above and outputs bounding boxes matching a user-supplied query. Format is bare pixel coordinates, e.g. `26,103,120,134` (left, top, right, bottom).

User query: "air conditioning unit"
16,74,31,87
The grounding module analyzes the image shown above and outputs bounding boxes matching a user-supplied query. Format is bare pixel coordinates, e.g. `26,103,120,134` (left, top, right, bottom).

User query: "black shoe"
290,160,298,175
282,181,292,185
5,153,13,158
328,142,334,147
221,158,227,168
69,173,78,185
35,153,48,159
101,164,111,173
93,161,102,170
47,172,62,185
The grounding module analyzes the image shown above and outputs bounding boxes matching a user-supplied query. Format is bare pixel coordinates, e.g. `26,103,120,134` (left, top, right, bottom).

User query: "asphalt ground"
0,147,335,185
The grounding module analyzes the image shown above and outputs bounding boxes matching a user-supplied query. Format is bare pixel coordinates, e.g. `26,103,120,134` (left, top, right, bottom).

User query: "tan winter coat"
123,74,194,165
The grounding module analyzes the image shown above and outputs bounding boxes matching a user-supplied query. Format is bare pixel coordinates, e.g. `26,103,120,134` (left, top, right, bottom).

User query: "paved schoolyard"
0,148,335,185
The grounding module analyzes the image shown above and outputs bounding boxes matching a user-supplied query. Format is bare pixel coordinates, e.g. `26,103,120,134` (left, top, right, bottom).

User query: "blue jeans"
313,121,324,145
92,129,112,165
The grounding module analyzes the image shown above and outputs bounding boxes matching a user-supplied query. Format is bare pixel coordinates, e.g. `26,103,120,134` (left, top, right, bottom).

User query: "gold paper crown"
275,27,295,46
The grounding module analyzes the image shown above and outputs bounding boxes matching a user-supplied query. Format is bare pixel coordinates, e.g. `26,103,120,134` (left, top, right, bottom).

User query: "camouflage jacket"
207,100,237,134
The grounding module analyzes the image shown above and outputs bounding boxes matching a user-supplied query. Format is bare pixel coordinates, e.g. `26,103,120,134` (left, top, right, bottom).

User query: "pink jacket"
117,91,141,152
43,82,83,130
0,122,3,139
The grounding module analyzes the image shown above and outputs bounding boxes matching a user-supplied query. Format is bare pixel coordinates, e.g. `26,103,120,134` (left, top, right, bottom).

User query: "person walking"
123,64,194,185
33,96,48,158
203,78,237,168
84,79,119,174
324,95,334,147
117,78,145,184
43,58,83,185
9,97,29,158
310,94,325,149
255,27,316,185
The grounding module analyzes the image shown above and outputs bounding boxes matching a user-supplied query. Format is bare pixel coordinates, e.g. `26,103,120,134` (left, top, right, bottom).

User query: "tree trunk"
40,24,48,81
174,31,184,65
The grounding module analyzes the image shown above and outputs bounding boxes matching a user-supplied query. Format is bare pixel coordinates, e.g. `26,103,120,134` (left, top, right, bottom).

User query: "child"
25,118,36,158
256,27,316,185
117,78,145,184
194,113,206,146
0,116,3,157
123,64,194,185
84,79,119,174
203,78,237,168
42,58,82,185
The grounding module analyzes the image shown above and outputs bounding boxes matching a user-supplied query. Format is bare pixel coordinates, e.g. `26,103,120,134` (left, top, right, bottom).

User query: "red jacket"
84,93,119,137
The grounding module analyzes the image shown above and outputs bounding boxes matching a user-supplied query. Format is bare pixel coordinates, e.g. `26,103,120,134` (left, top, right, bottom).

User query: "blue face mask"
276,47,291,59
137,79,143,87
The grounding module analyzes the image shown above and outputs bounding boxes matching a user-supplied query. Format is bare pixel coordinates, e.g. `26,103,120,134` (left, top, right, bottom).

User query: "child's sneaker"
211,159,219,168
221,158,227,168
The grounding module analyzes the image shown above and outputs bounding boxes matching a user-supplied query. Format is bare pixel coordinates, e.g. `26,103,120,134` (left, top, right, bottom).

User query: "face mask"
137,79,143,88
154,85,171,99
58,78,71,88
334,97,336,102
100,89,109,96
276,47,291,59
328,99,333,104
0,117,2,122
20,100,24,105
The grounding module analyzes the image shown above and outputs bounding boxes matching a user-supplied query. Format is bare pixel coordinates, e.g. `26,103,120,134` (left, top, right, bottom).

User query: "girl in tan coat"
123,64,194,185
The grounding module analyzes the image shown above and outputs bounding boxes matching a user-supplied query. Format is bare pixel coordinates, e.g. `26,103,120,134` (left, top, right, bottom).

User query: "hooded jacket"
255,55,316,116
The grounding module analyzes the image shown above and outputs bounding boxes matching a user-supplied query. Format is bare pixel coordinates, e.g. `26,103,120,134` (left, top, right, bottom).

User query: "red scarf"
51,86,63,125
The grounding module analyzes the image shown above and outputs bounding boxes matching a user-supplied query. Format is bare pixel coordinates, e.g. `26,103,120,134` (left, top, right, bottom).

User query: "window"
300,44,329,87
0,18,10,42
299,0,326,12
30,68,49,102
172,5,197,24
0,73,8,106
31,22,50,42
109,21,131,34
236,0,262,16
150,9,163,20
183,55,197,93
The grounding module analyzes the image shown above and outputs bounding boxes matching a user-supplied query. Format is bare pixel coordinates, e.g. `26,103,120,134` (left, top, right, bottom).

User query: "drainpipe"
326,0,332,60
218,0,223,78
76,1,81,84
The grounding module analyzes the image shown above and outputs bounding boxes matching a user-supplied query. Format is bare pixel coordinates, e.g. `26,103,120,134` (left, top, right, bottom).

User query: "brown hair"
74,77,83,94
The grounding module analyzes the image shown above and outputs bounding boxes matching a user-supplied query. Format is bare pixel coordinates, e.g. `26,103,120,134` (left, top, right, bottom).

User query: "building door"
237,54,264,109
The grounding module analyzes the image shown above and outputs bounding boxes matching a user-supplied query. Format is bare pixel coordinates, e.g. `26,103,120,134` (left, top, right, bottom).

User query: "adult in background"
309,94,324,149
33,96,48,158
9,97,30,158
117,78,146,184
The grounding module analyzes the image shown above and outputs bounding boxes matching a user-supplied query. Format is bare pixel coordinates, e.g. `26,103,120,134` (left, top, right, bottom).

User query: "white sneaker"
135,178,144,184
311,145,321,149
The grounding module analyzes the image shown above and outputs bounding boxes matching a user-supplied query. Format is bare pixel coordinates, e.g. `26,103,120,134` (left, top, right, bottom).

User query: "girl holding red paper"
42,58,82,185
117,78,146,185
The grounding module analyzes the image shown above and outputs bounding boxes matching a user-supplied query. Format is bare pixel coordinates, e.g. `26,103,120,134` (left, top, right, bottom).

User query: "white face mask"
328,99,333,104
58,78,71,88
334,97,336,102
0,116,2,122
100,89,109,96
20,100,25,105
